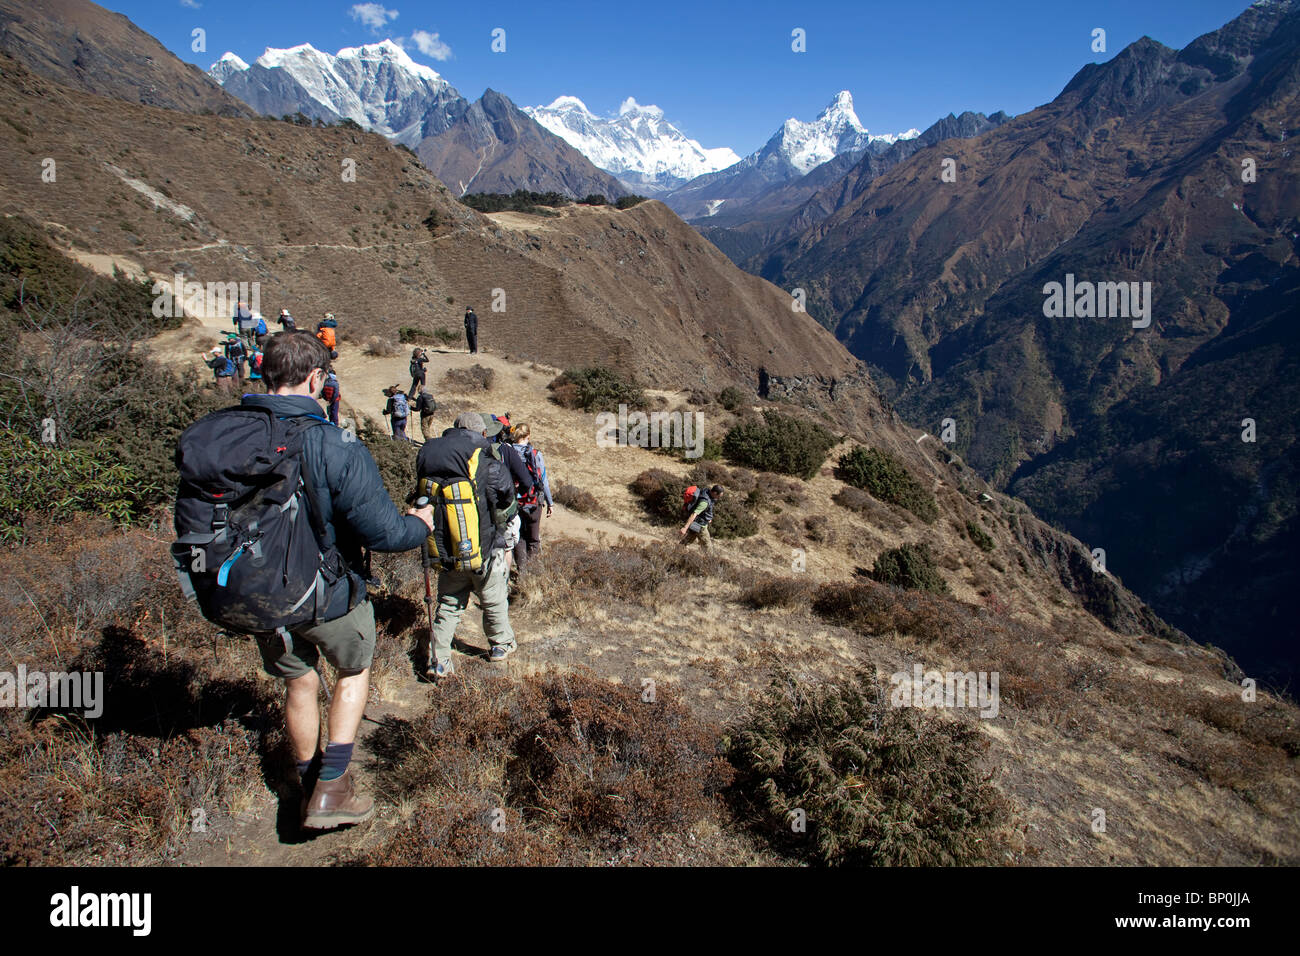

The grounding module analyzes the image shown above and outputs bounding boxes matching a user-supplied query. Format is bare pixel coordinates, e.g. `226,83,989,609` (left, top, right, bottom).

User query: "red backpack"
517,445,544,509
682,485,702,516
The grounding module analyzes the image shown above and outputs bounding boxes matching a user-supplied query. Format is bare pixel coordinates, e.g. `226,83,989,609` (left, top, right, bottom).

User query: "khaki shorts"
254,600,376,680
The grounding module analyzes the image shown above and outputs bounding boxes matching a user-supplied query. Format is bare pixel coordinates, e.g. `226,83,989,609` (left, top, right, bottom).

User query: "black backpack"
171,405,350,636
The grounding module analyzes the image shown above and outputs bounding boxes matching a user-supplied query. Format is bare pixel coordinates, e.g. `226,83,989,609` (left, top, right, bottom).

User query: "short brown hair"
262,331,330,390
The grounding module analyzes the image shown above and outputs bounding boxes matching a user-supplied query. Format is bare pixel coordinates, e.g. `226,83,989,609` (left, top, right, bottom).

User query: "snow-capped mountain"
773,90,919,175
523,96,739,194
209,41,467,146
663,91,919,219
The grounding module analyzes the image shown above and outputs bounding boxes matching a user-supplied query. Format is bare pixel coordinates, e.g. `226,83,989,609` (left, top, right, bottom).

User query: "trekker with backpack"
317,313,338,357
247,346,264,390
464,307,478,354
383,386,411,442
415,412,519,678
172,330,435,830
277,308,296,331
321,370,341,426
680,484,724,551
504,423,552,575
224,334,247,385
413,388,438,441
408,348,428,398
234,300,258,349
202,347,236,393
254,313,268,349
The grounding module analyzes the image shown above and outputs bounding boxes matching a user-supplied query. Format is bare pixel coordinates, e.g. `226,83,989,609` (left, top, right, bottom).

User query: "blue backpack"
256,317,267,335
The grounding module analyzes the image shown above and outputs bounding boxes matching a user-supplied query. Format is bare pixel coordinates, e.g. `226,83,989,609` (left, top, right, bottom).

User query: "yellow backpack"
419,447,485,572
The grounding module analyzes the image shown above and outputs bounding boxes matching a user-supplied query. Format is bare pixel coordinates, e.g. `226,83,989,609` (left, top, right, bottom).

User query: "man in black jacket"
416,412,517,678
242,332,433,828
464,307,478,354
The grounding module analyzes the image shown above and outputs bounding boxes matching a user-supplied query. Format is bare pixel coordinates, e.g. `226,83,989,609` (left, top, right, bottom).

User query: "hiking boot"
302,770,374,830
426,658,455,680
488,644,515,663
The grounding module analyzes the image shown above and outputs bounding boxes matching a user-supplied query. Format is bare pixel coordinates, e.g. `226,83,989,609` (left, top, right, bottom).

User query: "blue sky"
113,0,1253,155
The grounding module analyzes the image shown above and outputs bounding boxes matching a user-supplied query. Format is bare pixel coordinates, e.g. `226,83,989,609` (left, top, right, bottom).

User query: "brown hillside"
0,0,248,116
0,53,853,394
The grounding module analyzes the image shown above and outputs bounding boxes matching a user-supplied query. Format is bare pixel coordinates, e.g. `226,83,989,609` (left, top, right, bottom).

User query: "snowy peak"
770,90,918,175
524,96,740,193
209,40,466,146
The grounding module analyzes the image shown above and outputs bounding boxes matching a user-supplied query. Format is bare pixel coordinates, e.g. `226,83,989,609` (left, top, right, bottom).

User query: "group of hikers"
202,303,338,393
175,302,726,831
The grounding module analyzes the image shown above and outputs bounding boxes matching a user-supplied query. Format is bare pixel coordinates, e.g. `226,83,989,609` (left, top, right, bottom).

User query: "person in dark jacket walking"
233,300,258,349
277,308,296,331
224,334,247,386
503,423,553,575
416,412,518,677
464,307,478,354
383,386,411,442
202,347,236,393
413,388,438,441
408,348,428,398
189,331,434,830
321,370,341,426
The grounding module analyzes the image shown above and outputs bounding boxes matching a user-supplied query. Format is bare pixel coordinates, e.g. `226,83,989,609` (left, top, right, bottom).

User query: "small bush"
358,417,416,507
615,195,649,209
871,543,950,594
966,520,996,552
363,336,398,357
804,514,833,544
727,669,1009,866
443,364,495,392
355,670,733,863
553,483,601,515
716,386,747,412
723,410,837,480
740,577,816,610
836,447,938,523
549,367,645,412
398,326,424,344
581,194,608,206
431,327,460,347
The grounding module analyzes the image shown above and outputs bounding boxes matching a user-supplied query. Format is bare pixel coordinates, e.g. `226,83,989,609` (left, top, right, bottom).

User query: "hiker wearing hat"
223,334,248,385
277,308,296,332
414,411,520,677
680,485,725,551
409,348,429,398
202,346,236,393
383,385,412,442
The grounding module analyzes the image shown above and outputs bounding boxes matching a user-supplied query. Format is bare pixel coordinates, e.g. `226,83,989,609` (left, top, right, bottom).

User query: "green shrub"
431,328,460,346
836,447,938,523
629,468,756,539
723,411,837,480
0,429,154,541
871,543,950,594
615,195,649,209
727,669,1008,866
966,520,996,552
397,326,424,344
717,386,747,412
460,190,572,214
549,367,644,413
581,194,608,206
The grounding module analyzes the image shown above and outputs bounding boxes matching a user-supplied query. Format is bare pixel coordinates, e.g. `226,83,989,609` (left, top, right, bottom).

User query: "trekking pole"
414,495,437,664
